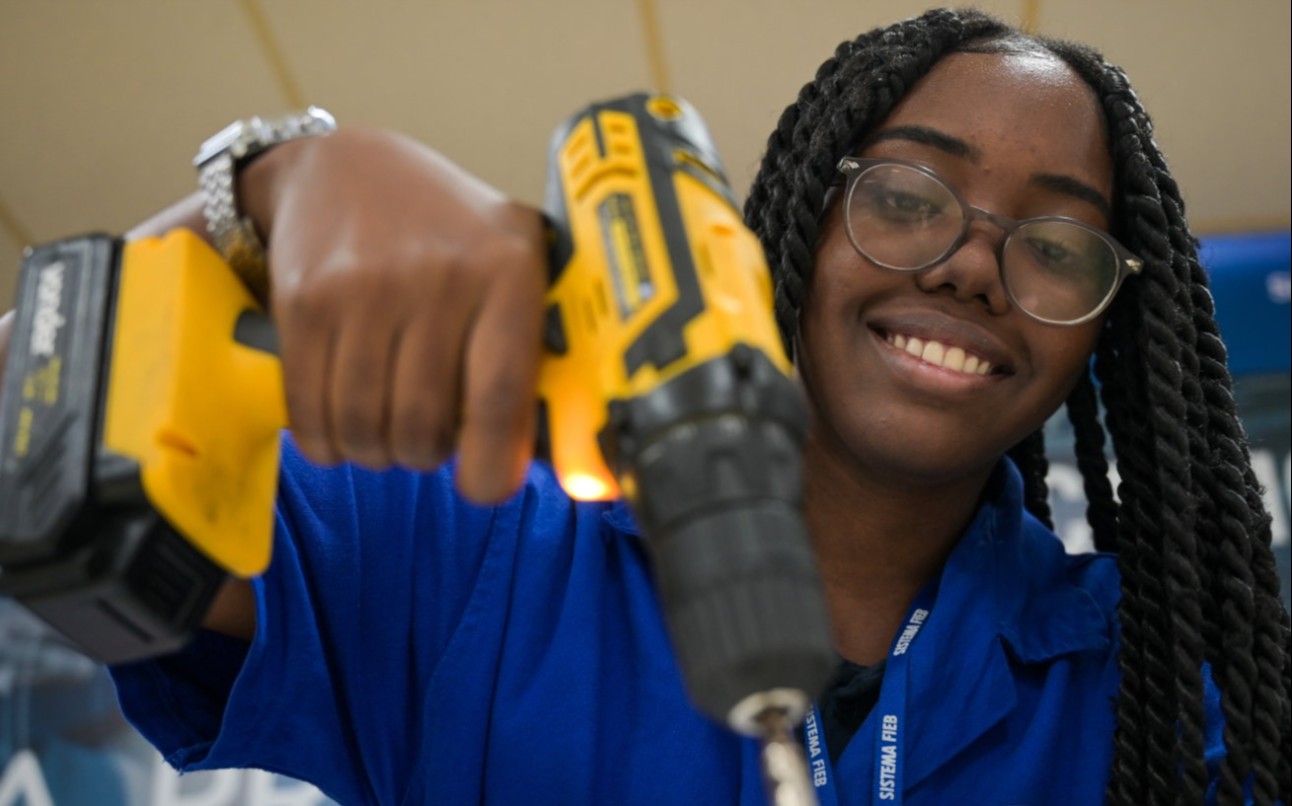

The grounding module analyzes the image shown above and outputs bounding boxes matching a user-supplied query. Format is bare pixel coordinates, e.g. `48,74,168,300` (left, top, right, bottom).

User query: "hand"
241,128,547,503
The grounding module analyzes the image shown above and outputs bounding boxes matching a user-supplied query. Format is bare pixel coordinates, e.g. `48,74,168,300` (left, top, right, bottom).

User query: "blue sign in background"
1201,231,1291,377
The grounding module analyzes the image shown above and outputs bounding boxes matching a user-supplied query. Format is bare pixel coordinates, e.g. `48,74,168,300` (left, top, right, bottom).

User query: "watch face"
193,110,335,168
194,118,253,168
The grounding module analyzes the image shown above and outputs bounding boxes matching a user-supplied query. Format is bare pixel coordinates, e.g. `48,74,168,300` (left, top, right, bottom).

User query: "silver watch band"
194,107,337,300
198,151,271,299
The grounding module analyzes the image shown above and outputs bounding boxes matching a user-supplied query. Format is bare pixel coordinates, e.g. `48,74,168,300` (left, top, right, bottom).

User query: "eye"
1022,235,1081,271
862,187,947,223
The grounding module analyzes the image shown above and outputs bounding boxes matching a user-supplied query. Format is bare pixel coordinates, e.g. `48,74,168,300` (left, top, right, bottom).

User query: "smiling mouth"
879,330,1005,377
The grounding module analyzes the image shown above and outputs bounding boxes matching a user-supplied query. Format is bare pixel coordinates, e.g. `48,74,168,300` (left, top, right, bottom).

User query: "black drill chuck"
604,347,835,727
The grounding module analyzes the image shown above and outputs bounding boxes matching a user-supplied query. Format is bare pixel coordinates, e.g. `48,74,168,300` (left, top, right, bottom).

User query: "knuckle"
333,400,379,454
497,236,545,281
492,234,537,267
276,275,339,327
392,434,452,472
360,257,418,305
461,234,539,280
392,405,455,467
346,354,386,391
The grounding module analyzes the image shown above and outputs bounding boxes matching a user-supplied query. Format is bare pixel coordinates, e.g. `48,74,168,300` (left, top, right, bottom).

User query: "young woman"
2,7,1285,805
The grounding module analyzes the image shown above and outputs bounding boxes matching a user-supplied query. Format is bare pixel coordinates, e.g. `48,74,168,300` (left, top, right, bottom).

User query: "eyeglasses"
834,157,1142,326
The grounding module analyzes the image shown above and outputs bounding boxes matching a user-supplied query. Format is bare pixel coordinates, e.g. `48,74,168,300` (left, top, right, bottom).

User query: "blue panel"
1198,230,1291,376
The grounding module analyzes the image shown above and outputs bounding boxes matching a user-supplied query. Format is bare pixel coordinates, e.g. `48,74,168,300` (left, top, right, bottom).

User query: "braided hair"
744,9,1291,804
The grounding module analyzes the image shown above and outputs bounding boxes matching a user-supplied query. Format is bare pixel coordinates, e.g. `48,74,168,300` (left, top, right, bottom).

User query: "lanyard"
870,586,934,804
803,585,937,806
801,706,840,806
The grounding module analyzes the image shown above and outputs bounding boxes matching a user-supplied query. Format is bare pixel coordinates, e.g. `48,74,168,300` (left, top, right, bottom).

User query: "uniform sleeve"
110,434,507,805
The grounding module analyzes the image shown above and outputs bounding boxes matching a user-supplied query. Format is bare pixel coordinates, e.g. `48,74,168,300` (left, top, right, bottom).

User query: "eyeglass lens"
846,163,1120,323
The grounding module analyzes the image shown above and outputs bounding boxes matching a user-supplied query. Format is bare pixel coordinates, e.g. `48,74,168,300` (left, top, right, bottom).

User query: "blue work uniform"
111,438,1224,804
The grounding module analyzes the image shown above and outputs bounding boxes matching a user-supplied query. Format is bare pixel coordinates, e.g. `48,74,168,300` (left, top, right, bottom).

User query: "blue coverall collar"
898,458,1114,789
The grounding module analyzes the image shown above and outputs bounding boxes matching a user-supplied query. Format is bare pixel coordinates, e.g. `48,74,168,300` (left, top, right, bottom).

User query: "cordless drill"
0,93,835,803
539,94,834,801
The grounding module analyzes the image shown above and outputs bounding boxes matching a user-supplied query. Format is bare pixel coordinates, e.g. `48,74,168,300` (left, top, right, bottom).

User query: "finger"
328,308,400,469
387,307,472,471
455,248,546,503
275,286,342,466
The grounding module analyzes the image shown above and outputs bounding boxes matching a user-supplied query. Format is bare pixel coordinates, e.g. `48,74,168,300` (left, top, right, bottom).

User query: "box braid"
743,8,1290,804
1008,427,1053,530
1067,373,1119,546
1050,33,1289,805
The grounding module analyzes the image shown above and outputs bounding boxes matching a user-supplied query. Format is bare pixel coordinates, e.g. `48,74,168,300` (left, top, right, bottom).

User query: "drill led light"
561,471,613,501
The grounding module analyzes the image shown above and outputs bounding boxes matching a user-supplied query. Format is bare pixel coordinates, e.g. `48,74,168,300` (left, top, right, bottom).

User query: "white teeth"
943,346,966,372
884,332,995,376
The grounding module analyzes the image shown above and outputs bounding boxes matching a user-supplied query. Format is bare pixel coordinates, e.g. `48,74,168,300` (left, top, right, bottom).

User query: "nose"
912,218,1011,315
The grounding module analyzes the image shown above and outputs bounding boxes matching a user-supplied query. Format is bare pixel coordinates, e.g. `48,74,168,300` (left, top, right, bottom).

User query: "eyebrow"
864,125,979,160
863,124,1112,218
1031,173,1112,219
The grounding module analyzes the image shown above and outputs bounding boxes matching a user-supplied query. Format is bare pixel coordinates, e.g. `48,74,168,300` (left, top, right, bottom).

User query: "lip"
862,309,1018,396
866,309,1017,375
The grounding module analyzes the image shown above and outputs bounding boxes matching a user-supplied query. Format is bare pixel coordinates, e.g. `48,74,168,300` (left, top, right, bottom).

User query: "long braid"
1065,372,1119,550
1164,146,1288,805
1104,71,1209,802
1094,320,1158,804
1040,22,1284,806
1097,283,1191,803
746,8,1291,802
1146,141,1258,805
1008,429,1054,530
1055,42,1290,802
1281,608,1292,804
1131,245,1209,802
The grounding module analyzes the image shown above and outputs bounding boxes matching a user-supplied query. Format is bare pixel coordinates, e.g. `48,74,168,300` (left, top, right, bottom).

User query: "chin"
808,419,1009,492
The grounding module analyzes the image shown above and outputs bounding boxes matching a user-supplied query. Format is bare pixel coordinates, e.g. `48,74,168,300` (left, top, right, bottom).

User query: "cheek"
794,287,832,398
1030,322,1102,409
795,276,860,433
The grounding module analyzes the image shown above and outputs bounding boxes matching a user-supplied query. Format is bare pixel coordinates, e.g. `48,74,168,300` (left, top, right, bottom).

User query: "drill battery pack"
0,232,283,663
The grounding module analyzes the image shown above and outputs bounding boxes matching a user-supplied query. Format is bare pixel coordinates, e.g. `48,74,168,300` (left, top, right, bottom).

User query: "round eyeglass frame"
835,157,1143,326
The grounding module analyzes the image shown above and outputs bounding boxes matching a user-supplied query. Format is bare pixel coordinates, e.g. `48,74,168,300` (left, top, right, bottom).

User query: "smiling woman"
796,49,1112,504
0,6,1281,806
747,10,1290,803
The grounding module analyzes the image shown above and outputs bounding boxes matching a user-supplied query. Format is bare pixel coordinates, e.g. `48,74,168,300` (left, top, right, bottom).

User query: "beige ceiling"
1,0,1288,313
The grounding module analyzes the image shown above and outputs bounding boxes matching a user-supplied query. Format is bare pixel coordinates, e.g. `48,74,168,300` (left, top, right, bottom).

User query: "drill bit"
756,705,818,806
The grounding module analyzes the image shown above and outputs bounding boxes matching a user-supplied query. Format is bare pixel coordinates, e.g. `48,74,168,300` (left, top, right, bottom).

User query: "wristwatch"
194,106,337,300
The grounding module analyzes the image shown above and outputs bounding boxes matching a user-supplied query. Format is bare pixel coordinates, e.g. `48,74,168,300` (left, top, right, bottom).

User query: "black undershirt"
815,659,887,765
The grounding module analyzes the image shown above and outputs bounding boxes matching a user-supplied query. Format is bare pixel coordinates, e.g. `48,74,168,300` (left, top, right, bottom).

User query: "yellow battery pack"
104,231,285,577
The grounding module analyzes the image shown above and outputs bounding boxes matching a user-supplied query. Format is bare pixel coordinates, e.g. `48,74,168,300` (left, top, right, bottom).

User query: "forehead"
872,51,1112,192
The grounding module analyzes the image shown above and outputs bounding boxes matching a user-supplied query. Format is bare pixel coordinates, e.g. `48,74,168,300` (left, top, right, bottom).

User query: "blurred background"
0,1,1288,804
0,0,1289,306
